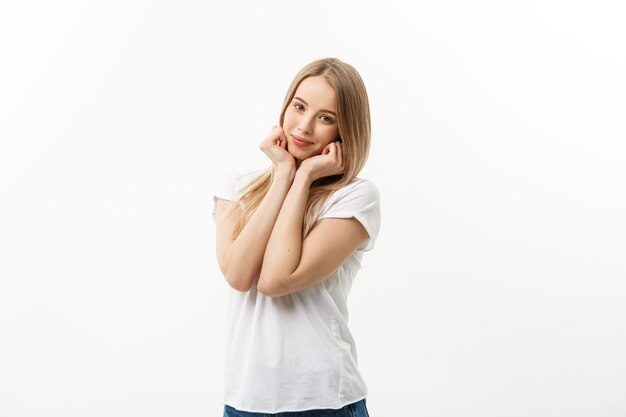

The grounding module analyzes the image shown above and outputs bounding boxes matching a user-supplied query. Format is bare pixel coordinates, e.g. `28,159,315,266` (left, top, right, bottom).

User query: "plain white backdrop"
1,1,625,416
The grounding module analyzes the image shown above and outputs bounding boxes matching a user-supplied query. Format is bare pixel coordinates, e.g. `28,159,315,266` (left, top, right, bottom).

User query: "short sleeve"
212,168,265,222
317,178,381,252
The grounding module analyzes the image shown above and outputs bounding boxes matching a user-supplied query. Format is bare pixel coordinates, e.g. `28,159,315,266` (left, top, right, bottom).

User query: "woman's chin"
288,148,308,159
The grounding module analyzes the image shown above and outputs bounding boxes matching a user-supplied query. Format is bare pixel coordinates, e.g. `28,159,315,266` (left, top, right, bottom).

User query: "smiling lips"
292,135,313,146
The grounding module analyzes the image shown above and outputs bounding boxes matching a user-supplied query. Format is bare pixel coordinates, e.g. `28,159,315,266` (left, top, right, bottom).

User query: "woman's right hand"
259,125,296,170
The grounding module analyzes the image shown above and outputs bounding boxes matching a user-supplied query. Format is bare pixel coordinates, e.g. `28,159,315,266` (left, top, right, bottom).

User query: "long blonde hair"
232,57,371,239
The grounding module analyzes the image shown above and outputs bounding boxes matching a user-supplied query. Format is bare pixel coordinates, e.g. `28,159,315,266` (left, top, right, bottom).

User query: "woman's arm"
257,142,369,297
215,127,295,292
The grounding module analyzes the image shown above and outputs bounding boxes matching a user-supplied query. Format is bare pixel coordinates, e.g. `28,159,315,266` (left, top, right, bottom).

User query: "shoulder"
214,167,266,202
348,177,379,197
323,177,380,208
317,177,381,252
318,177,381,219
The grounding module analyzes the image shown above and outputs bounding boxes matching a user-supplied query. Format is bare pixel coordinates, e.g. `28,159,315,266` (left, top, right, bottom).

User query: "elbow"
228,276,255,292
221,267,256,293
256,274,287,298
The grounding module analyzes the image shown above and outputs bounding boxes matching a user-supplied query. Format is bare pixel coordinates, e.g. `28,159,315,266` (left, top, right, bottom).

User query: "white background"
1,1,625,416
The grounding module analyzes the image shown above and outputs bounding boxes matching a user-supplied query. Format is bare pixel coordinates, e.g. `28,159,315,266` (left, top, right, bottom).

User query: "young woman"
213,57,380,417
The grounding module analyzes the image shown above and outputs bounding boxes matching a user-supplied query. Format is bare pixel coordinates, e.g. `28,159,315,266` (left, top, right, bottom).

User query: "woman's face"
282,76,340,164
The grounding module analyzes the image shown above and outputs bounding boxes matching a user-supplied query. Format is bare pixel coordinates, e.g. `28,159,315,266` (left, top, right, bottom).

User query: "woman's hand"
259,125,296,171
298,141,346,182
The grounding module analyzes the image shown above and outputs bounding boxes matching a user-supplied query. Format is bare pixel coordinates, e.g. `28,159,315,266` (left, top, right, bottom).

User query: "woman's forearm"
223,166,295,290
259,170,313,289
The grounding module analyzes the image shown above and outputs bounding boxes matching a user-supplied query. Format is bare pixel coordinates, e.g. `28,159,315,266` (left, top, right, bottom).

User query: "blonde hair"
232,57,371,239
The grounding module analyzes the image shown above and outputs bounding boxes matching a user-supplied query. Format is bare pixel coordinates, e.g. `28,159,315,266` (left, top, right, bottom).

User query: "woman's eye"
321,115,334,123
294,103,304,111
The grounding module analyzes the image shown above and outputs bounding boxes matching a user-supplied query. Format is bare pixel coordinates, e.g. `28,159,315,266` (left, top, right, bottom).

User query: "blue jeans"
223,398,370,417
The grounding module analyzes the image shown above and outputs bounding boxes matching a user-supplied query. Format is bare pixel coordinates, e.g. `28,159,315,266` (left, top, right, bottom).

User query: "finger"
330,141,339,158
334,143,342,167
271,133,281,146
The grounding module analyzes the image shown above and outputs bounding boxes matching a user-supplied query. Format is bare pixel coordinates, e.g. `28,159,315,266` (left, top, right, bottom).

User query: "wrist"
275,164,296,181
294,168,315,186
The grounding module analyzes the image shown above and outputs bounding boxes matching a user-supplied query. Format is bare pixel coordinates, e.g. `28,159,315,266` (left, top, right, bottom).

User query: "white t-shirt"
212,168,381,413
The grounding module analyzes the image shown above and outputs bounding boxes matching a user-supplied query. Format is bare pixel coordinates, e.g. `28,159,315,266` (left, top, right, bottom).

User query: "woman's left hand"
298,141,346,182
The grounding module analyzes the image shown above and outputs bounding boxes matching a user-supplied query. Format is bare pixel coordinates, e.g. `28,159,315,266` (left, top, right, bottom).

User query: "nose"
298,115,314,135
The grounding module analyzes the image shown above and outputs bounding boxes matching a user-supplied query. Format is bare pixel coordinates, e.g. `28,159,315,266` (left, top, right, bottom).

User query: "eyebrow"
293,96,337,116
